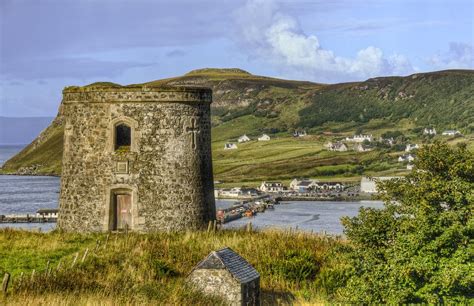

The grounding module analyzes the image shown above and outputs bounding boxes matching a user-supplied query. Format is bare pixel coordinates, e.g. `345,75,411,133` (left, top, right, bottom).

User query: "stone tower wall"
58,85,215,232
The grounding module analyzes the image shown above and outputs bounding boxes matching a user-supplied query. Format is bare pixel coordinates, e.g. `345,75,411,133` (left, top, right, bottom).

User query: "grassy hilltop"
1,68,473,182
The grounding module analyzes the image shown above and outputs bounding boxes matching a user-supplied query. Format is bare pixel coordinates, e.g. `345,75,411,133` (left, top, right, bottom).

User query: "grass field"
212,133,407,185
0,228,348,305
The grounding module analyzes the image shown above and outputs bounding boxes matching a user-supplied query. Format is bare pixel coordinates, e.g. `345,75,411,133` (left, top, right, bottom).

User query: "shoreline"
0,172,60,177
217,195,376,202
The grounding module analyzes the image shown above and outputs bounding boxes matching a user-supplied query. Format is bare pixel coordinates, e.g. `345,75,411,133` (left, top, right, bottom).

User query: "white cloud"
234,0,414,82
428,42,474,69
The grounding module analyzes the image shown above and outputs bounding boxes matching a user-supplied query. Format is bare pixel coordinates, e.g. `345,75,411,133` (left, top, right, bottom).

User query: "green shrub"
340,142,474,303
272,250,319,282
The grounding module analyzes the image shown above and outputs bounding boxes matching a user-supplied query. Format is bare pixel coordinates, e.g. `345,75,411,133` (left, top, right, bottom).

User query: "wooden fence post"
2,273,10,295
71,253,79,268
30,269,35,282
81,248,89,263
18,272,24,288
207,221,212,233
94,239,101,252
104,234,110,249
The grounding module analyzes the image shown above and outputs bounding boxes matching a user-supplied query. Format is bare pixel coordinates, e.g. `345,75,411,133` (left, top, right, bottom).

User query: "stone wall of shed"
188,269,242,305
58,88,215,232
241,278,260,306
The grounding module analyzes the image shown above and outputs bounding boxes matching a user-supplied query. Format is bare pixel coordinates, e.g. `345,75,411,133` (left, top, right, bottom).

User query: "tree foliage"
341,142,473,303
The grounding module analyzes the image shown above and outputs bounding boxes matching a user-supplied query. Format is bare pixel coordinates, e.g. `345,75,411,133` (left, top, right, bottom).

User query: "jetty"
216,197,278,224
0,209,58,224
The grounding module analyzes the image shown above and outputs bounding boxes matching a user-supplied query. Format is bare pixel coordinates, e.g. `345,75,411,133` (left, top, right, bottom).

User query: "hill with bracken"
1,68,473,179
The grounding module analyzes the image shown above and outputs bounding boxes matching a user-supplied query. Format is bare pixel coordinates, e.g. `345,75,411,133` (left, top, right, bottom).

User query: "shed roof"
194,247,260,283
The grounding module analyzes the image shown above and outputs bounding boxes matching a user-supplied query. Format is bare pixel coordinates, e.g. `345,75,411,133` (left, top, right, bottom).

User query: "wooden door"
116,194,132,230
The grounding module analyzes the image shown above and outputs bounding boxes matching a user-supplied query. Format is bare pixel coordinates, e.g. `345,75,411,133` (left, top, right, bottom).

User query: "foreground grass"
0,228,347,305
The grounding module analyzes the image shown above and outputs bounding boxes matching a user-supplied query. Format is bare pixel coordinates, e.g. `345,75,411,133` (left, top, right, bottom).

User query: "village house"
293,130,307,137
36,209,59,219
218,187,243,198
315,182,345,191
398,154,415,162
188,247,260,306
238,135,251,143
325,141,348,152
240,188,259,197
360,176,400,193
407,164,414,170
345,134,373,143
355,143,373,152
289,178,319,192
442,130,461,136
257,134,271,141
379,137,395,146
405,144,420,152
423,127,437,135
218,187,259,198
224,143,238,150
259,181,284,192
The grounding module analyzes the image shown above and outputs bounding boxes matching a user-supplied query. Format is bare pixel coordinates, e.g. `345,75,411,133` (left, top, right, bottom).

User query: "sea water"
0,145,383,233
217,199,383,235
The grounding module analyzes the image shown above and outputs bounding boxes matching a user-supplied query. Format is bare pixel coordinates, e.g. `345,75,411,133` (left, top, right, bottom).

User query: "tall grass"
0,228,349,305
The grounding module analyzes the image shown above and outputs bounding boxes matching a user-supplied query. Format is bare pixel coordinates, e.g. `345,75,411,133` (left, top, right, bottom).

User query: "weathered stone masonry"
58,84,216,232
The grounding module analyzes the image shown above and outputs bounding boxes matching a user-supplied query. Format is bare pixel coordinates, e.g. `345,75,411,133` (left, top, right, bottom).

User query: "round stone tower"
58,83,216,232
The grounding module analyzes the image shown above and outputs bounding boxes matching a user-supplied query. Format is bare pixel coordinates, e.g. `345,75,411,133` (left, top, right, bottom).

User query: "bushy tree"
340,142,473,303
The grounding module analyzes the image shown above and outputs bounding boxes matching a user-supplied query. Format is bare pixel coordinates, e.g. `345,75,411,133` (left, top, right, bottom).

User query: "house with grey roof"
188,247,260,306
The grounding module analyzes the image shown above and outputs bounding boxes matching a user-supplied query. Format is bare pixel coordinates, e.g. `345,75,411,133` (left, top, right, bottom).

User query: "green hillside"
1,68,473,181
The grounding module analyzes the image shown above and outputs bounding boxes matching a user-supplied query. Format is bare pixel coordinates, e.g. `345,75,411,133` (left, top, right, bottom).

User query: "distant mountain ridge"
1,68,473,175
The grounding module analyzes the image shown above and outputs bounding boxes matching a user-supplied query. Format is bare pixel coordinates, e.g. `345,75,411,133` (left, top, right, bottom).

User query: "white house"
423,128,437,135
380,137,395,146
289,178,319,192
315,182,345,191
326,141,348,152
36,209,59,218
355,144,373,152
218,187,259,198
360,176,400,193
345,134,373,142
258,134,271,141
442,130,461,136
398,154,415,162
238,135,251,143
259,181,284,192
407,164,414,170
405,144,420,152
224,143,238,150
293,130,307,137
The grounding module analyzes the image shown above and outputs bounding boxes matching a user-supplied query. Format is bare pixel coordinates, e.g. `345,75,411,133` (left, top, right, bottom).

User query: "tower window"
115,123,131,151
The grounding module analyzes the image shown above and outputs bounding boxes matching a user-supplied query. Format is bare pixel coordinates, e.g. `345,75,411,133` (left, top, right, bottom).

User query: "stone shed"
188,247,260,305
58,83,216,232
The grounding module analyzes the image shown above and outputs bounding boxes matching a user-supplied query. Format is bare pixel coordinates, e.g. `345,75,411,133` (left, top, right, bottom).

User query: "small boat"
244,210,254,217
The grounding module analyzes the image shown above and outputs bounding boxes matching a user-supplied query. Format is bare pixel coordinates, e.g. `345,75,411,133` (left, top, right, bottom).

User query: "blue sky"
1,0,473,117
